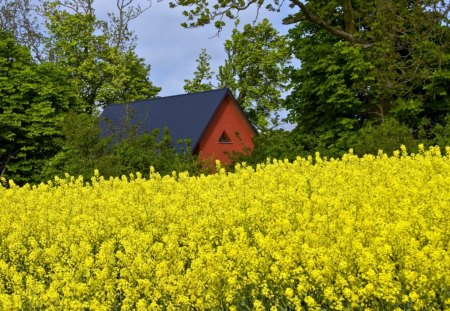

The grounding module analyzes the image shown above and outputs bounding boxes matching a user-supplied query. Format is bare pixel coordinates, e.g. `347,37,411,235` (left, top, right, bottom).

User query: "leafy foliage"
285,1,450,153
43,111,201,182
0,30,77,184
183,20,291,131
433,114,450,148
341,118,426,157
230,129,306,166
183,48,215,93
43,2,160,113
285,38,374,152
0,0,45,60
218,19,291,131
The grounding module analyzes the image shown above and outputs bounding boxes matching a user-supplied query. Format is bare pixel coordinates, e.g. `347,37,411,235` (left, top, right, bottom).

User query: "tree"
217,19,291,131
169,0,361,37
41,110,110,180
43,0,160,113
106,0,152,51
285,36,375,154
0,30,77,184
43,3,107,112
0,0,44,60
285,1,450,153
97,48,161,105
184,48,215,93
1,0,162,184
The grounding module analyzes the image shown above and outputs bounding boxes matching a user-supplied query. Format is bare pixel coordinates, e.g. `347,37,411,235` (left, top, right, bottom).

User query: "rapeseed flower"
0,147,449,309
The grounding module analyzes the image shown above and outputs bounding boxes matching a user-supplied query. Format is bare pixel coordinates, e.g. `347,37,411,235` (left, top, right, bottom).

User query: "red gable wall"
194,94,256,165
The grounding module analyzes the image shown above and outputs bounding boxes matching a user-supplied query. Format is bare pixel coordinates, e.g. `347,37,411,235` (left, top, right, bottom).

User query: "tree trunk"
342,0,356,35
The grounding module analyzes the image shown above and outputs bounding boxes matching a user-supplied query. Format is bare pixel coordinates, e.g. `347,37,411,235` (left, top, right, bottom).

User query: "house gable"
194,93,256,164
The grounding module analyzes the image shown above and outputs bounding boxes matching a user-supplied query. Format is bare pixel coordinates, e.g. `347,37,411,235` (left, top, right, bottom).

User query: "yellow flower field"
1,145,450,310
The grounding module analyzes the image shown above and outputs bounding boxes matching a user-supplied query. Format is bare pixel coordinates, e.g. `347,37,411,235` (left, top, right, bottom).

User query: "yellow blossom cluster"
1,145,450,310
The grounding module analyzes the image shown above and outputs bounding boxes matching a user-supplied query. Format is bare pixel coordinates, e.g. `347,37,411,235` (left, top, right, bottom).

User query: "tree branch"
284,0,356,43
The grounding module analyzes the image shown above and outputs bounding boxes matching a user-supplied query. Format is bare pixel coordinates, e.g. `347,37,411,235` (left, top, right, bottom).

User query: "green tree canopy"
0,30,77,183
184,48,215,93
217,19,291,131
43,1,160,113
183,20,290,131
284,1,450,153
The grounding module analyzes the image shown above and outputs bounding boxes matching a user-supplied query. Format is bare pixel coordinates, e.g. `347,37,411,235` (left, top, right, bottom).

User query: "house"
99,88,257,165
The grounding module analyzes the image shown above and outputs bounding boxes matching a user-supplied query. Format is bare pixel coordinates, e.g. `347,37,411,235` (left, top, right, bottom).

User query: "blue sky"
94,1,294,96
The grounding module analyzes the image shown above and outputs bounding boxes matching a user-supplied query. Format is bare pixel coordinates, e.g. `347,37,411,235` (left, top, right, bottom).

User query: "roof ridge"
104,88,230,107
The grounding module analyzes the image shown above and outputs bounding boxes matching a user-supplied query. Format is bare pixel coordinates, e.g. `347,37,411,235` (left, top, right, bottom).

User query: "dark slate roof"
99,88,231,152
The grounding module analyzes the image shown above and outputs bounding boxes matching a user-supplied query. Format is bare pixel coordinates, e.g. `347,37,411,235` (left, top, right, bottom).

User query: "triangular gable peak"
194,91,256,164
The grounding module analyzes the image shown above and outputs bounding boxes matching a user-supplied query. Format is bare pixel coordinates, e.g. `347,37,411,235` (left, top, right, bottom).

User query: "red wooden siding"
194,94,256,165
